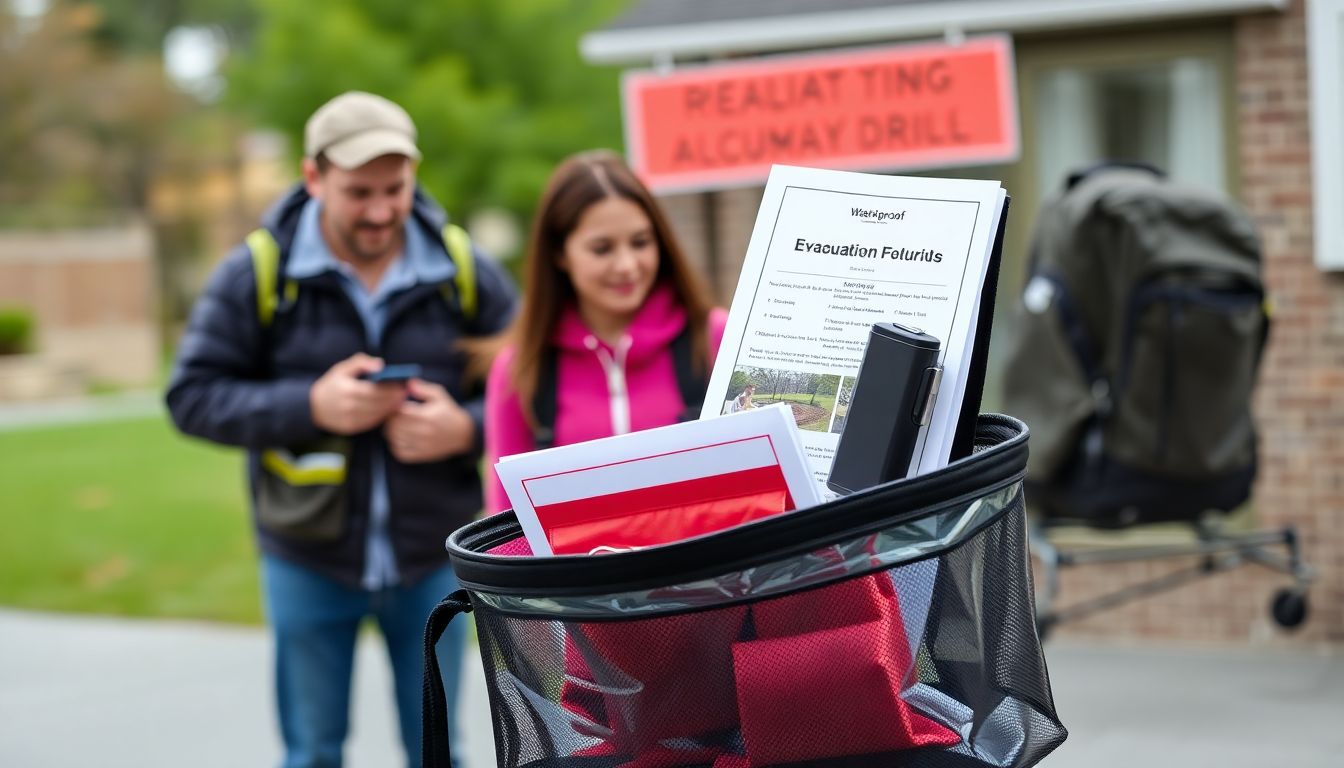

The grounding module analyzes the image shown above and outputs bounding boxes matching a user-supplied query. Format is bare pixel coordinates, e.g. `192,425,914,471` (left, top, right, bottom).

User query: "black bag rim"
448,413,1028,597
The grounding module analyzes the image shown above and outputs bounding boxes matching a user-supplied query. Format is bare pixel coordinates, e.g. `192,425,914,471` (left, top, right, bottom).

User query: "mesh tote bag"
423,414,1065,768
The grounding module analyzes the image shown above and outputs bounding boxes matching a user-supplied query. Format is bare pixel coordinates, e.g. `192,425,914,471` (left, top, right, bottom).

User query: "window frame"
1309,0,1344,270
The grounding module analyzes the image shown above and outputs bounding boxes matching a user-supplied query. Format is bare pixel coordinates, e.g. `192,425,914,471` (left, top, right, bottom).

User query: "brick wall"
1238,0,1343,645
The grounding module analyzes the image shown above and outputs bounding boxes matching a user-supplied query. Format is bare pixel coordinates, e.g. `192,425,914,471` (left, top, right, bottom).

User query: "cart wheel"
1270,589,1308,630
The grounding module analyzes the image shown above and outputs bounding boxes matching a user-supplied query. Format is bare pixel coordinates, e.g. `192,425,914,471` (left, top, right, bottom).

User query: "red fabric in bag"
572,606,750,756
733,574,960,765
485,537,534,556
752,572,893,638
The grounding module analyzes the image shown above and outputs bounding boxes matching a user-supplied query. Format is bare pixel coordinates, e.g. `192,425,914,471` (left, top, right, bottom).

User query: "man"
167,91,515,768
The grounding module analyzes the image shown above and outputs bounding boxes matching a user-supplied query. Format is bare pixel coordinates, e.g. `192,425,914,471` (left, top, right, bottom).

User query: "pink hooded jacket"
484,283,728,514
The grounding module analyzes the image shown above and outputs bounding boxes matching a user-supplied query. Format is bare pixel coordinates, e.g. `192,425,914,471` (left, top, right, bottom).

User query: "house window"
1034,56,1226,196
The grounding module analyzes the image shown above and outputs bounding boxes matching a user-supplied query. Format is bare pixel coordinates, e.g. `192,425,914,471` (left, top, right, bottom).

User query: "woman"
484,150,728,514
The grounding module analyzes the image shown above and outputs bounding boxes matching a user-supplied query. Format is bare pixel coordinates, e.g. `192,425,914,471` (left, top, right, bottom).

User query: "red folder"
541,464,793,555
516,434,801,556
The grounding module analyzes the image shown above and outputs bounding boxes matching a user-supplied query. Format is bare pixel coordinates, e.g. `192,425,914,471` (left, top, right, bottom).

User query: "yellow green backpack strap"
246,228,298,328
246,228,281,327
442,223,476,320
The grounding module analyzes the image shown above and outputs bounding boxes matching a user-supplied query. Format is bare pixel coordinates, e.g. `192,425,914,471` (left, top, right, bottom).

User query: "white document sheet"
701,165,1005,492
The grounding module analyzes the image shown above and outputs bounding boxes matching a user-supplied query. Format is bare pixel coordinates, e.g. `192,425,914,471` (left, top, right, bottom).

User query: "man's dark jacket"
166,184,515,587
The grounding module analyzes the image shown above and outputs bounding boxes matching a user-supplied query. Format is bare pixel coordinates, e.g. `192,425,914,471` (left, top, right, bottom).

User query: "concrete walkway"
0,609,494,768
1,608,1340,767
0,391,163,432
1047,642,1343,766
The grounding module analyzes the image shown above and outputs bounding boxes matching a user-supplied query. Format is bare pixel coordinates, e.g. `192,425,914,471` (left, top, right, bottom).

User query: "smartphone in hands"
360,363,422,383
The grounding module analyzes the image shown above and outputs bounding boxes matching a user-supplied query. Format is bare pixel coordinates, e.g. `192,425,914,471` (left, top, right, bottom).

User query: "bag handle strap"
669,325,706,422
421,589,473,768
1037,271,1110,418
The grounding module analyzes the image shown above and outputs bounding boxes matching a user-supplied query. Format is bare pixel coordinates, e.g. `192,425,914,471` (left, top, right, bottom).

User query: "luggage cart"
1029,510,1314,639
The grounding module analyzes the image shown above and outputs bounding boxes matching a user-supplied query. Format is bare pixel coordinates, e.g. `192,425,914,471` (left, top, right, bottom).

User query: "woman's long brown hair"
504,149,716,425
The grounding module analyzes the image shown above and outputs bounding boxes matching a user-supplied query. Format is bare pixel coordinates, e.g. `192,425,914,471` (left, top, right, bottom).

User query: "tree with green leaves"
227,0,628,258
728,368,754,397
809,372,838,405
83,0,254,53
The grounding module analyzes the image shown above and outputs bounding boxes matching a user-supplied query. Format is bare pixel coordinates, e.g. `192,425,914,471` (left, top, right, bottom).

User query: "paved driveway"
1,608,1340,767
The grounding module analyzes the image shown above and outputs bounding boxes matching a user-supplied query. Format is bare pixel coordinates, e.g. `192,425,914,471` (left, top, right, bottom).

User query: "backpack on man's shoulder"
1001,164,1269,526
245,222,478,328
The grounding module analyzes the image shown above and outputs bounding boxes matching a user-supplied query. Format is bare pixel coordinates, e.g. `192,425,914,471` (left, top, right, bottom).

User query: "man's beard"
340,222,401,263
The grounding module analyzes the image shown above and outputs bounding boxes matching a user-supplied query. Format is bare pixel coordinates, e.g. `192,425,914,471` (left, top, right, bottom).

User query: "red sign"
623,36,1019,193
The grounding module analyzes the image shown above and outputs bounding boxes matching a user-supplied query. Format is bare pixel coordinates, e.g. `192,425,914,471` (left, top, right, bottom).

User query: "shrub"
0,306,35,355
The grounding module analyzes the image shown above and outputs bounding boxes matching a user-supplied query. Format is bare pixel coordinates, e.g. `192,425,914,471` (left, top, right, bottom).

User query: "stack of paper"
700,165,1007,489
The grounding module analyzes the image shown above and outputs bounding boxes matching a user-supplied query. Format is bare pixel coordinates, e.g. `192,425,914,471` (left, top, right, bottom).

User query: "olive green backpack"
1001,165,1268,525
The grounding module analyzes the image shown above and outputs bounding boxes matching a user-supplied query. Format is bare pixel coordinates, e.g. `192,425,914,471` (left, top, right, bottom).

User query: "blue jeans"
261,556,466,768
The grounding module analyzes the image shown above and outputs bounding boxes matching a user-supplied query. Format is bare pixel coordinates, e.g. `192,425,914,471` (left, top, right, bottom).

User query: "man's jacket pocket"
255,436,349,542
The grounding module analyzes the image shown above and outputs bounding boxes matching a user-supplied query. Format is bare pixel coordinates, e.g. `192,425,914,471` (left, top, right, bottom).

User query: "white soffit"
582,0,1288,64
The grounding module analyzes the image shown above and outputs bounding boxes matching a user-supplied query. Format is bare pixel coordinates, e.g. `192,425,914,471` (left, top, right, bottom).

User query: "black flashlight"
827,322,943,495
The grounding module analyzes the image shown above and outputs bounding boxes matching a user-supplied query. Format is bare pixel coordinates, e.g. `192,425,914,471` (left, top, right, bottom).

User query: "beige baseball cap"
304,91,421,169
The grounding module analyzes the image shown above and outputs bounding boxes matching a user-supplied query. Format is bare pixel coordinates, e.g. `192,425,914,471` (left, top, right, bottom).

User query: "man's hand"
384,378,475,463
310,353,406,435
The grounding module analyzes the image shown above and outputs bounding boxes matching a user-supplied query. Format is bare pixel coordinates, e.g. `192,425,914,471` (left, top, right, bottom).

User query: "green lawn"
0,416,262,624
